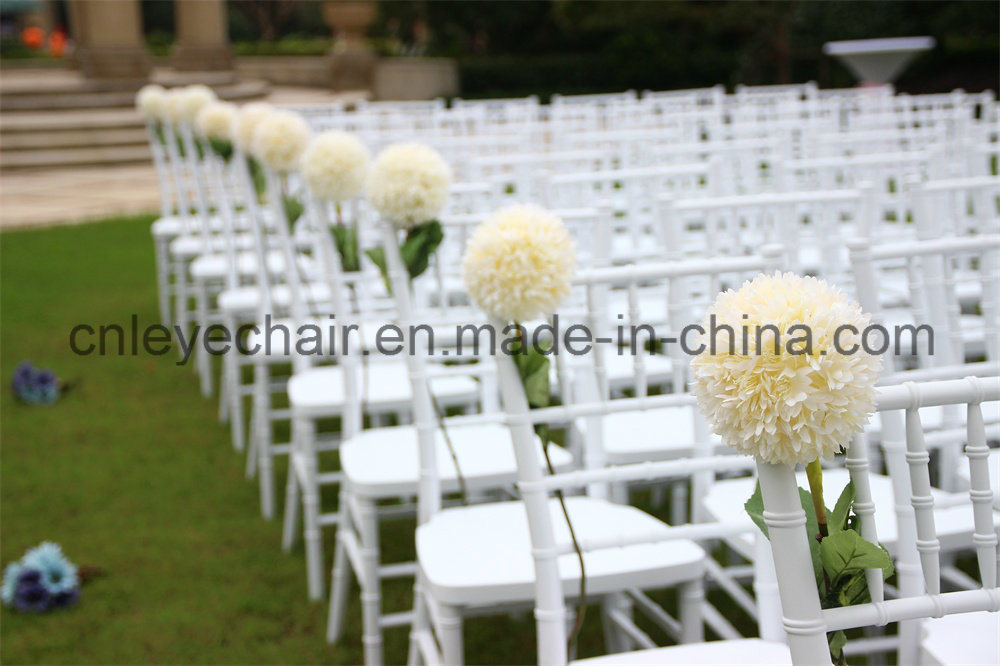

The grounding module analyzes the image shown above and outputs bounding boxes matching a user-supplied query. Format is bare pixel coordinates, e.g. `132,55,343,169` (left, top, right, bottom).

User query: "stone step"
0,79,270,111
1,108,145,133
1,144,151,171
1,127,149,151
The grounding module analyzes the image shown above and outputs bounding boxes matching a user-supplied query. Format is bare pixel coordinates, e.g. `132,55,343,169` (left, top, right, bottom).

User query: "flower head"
462,205,576,322
232,102,274,152
367,143,451,228
195,101,237,142
165,85,217,126
690,272,882,466
2,562,22,605
13,570,50,613
22,542,78,595
251,109,311,172
300,131,370,202
135,84,168,121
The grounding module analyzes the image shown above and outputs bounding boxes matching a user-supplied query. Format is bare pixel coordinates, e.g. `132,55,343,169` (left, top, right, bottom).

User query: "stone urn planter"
324,1,378,90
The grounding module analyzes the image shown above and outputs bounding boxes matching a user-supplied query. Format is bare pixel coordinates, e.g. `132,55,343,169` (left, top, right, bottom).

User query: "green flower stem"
805,459,829,539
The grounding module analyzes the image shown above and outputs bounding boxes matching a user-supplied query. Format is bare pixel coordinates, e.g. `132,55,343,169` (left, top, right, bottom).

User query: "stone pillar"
173,0,233,71
70,0,150,80
324,1,377,91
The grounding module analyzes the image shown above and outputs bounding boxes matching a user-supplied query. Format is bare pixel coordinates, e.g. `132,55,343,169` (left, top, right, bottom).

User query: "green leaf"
829,480,855,534
819,529,893,587
829,630,847,663
363,220,445,293
208,138,233,162
247,157,266,199
282,195,304,225
836,569,871,607
363,246,392,294
331,224,360,273
744,482,769,539
400,220,444,280
511,338,551,409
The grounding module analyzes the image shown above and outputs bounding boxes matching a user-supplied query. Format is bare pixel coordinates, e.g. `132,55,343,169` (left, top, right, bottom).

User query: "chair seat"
190,250,310,280
154,211,262,239
217,283,332,315
879,310,987,356
169,232,257,258
580,405,729,464
572,639,791,665
700,469,1000,561
921,610,999,666
287,362,479,417
416,496,705,606
340,422,574,498
563,353,675,393
151,214,186,238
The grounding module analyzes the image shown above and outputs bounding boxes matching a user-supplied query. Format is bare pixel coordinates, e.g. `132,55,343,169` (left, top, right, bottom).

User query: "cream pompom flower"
690,272,882,466
462,205,576,322
165,84,217,126
251,109,311,172
195,101,237,141
367,143,451,228
232,102,274,152
135,84,168,121
300,131,370,202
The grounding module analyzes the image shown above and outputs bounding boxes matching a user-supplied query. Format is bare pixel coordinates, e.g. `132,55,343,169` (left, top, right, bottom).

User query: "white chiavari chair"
489,314,797,665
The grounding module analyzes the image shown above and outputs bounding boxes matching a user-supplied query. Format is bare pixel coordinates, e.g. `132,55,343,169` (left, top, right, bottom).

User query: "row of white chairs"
141,83,999,665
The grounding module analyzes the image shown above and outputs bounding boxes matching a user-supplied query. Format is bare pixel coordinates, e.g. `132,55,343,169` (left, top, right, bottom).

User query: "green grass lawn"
1,216,762,665
0,216,595,664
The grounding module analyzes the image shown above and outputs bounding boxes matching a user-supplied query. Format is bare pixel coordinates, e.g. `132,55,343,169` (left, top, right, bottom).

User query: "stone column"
70,0,150,80
324,1,377,90
173,0,233,71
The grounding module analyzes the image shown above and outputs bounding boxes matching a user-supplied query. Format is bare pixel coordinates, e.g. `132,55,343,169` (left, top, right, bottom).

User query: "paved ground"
0,85,368,230
0,164,162,229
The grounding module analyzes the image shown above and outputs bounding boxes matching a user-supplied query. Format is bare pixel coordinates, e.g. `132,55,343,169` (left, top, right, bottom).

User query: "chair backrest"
489,306,792,663
661,187,873,279
757,376,1000,665
848,233,1000,378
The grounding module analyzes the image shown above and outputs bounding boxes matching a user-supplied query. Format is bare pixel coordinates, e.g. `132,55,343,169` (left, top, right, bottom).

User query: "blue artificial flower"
51,586,79,609
11,361,62,405
2,562,22,605
21,542,77,595
32,371,59,405
13,569,51,613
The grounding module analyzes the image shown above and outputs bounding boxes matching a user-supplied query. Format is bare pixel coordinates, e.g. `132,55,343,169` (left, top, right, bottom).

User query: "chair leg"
174,257,190,359
218,354,230,424
154,235,172,327
601,592,629,653
438,604,464,666
194,279,212,398
679,578,705,644
407,574,430,666
255,363,275,518
327,487,353,644
225,324,245,452
358,497,384,664
670,482,689,525
281,460,300,550
297,416,325,600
